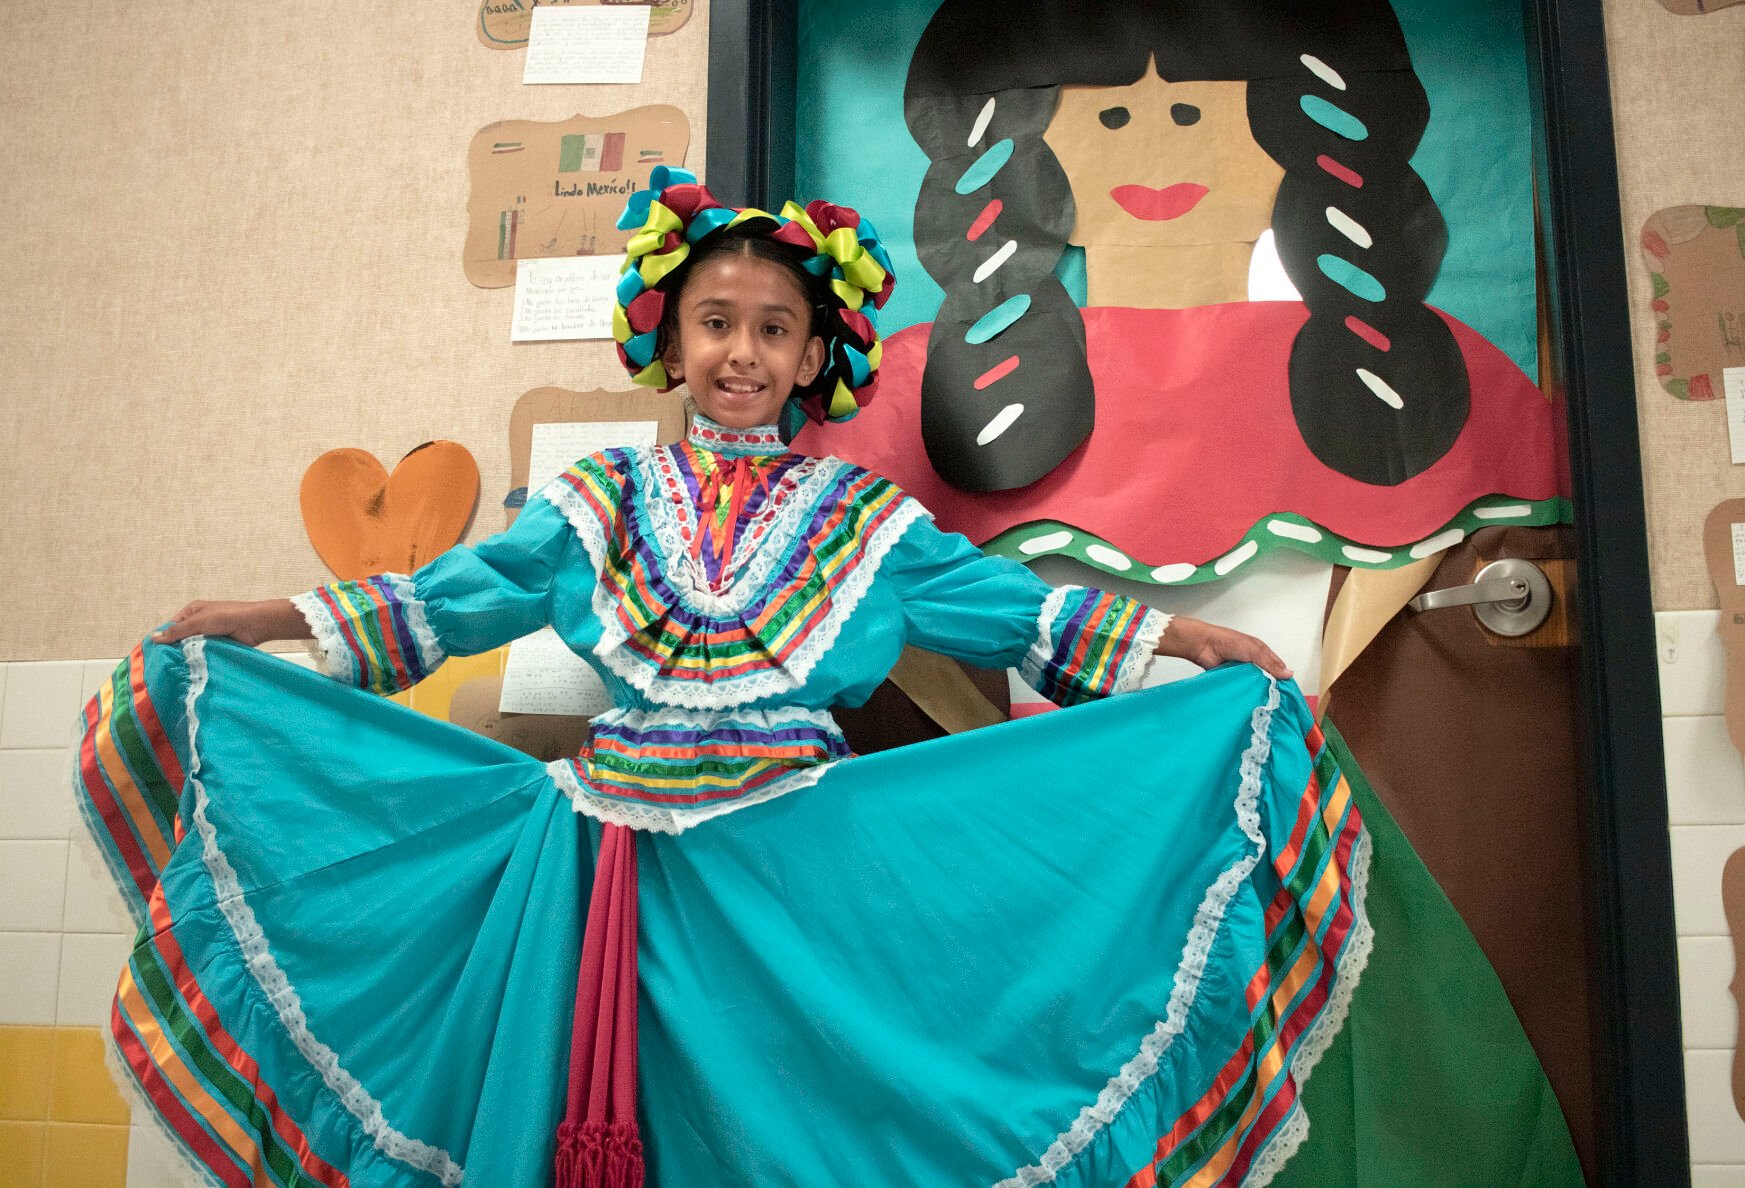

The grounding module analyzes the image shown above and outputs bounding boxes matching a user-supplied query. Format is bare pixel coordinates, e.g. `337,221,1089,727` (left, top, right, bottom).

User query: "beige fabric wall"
0,3,710,660
1604,0,1745,611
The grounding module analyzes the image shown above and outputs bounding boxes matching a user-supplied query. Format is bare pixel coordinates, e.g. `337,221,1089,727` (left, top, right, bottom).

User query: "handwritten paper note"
502,417,662,715
499,628,613,716
511,254,624,342
529,420,659,492
1728,368,1745,465
523,6,651,85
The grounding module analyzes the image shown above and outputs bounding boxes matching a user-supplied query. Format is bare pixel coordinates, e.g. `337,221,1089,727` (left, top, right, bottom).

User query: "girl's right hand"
152,599,307,647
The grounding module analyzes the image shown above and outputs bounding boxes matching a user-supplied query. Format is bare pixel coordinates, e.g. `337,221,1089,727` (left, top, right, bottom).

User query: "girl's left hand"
1157,616,1293,680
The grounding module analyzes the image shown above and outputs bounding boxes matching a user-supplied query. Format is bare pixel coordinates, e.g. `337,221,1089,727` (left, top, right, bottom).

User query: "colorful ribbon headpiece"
611,166,896,428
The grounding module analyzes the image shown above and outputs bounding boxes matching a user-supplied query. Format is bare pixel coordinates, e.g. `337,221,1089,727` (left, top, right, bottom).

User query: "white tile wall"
1659,610,1745,1178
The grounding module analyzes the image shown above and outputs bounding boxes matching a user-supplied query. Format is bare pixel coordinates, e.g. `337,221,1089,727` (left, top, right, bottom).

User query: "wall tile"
44,1120,128,1187
48,1028,128,1126
126,1121,189,1188
0,933,62,1025
0,1120,46,1186
79,660,119,707
0,840,69,931
1668,717,1745,826
0,749,72,841
0,1026,55,1121
1689,1049,1745,1162
0,662,84,749
55,935,130,1028
1672,825,1745,936
63,841,132,934
1682,936,1741,1050
1662,610,1728,717
1693,1165,1745,1188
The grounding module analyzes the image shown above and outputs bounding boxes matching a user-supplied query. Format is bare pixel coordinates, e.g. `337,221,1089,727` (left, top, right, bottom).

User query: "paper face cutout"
476,0,693,48
1641,205,1745,401
899,0,1474,492
465,106,690,288
300,442,480,580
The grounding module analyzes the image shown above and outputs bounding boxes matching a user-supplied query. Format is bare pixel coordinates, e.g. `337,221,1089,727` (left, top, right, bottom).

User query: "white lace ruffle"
1113,609,1172,695
543,464,932,711
546,755,837,834
290,589,355,683
1017,585,1075,692
993,678,1282,1188
180,639,467,1186
590,704,844,734
65,704,153,934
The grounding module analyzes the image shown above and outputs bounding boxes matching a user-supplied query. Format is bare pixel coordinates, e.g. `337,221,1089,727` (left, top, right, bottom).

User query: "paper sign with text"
511,255,625,341
523,5,650,84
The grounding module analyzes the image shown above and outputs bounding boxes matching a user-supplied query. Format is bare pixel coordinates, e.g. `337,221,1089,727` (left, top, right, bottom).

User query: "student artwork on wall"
476,0,694,48
1640,205,1745,401
465,106,690,288
299,441,480,580
1655,0,1744,14
791,0,1566,588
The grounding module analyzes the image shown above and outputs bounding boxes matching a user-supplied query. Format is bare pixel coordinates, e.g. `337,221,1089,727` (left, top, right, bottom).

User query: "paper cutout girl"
801,0,1564,585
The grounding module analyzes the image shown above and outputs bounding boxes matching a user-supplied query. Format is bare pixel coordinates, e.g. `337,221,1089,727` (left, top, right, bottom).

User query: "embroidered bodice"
296,414,1170,831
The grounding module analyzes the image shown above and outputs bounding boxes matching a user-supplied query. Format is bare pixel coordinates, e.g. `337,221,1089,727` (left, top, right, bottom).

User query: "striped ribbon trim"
1023,588,1167,707
294,575,443,695
569,712,851,808
73,643,353,1187
548,451,915,701
73,646,183,922
1125,726,1368,1188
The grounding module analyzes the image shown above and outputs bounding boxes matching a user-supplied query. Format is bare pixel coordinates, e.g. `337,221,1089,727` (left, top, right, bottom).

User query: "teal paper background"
793,0,1537,379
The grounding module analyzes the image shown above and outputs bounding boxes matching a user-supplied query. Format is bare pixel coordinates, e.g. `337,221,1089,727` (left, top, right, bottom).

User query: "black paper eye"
1170,103,1202,127
1098,106,1131,130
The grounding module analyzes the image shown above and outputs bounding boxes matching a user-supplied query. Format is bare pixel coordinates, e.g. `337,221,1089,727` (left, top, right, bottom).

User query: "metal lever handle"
1403,558,1554,638
1407,577,1529,614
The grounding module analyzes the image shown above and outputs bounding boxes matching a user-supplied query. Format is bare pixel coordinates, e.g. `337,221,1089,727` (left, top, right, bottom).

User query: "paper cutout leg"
1704,500,1745,759
1266,721,1585,1188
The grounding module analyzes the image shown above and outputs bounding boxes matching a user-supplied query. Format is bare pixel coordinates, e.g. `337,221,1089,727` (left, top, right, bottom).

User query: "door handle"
1406,558,1553,637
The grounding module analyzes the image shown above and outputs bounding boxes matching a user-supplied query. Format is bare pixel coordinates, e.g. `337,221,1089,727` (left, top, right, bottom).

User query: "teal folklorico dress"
72,415,1370,1188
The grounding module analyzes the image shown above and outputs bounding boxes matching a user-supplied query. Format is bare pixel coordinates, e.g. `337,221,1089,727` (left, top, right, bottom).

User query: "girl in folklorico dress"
74,168,1370,1187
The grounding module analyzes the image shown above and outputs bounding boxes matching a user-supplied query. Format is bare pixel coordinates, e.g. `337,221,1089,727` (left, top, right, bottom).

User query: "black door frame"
707,1,1688,1181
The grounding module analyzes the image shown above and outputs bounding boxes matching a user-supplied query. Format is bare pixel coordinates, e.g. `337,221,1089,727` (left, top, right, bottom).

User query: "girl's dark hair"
659,231,834,395
905,0,1466,489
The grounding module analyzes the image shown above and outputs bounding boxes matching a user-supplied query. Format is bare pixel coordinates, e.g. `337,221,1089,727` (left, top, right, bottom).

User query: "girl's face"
1043,62,1283,251
664,252,826,430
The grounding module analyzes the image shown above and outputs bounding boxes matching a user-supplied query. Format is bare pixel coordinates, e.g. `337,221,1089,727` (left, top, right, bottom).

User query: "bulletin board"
0,2,711,661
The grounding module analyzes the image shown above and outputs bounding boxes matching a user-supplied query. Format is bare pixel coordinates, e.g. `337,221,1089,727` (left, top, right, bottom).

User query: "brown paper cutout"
1317,554,1443,719
465,106,691,288
300,442,479,581
477,0,694,49
886,646,1005,734
504,386,685,525
1641,205,1745,400
1655,0,1743,14
1725,845,1745,1122
1704,499,1745,757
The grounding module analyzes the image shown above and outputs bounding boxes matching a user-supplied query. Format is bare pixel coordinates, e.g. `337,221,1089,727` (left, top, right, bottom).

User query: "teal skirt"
73,635,1366,1187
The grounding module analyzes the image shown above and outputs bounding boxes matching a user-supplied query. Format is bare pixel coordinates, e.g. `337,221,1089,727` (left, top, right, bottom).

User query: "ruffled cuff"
291,575,445,695
1018,586,1171,707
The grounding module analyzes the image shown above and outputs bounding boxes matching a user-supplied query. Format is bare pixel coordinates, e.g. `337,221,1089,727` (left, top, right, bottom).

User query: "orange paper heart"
300,442,480,580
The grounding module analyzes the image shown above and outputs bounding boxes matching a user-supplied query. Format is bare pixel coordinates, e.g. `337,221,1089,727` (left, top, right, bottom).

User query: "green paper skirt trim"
981,496,1572,584
1266,720,1585,1187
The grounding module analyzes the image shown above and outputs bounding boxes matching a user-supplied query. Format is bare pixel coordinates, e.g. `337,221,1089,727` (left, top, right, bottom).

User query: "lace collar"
686,413,788,459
